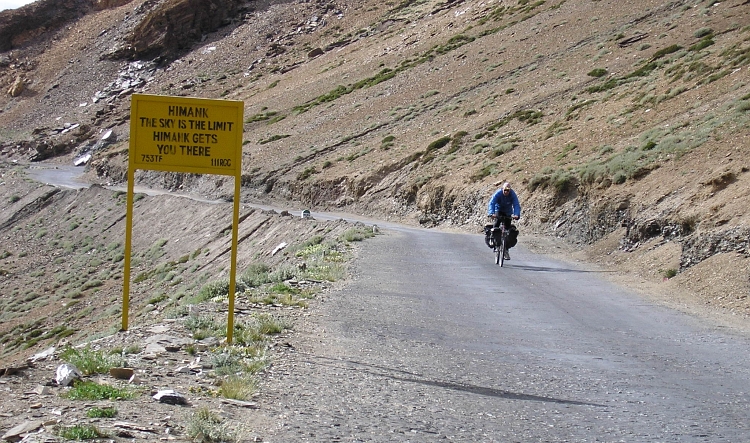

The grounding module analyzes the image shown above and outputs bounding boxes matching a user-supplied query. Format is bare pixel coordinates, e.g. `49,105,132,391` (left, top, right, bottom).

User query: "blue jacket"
487,188,521,218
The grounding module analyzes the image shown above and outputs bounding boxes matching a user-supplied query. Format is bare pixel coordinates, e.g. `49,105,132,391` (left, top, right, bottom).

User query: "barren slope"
1,0,749,353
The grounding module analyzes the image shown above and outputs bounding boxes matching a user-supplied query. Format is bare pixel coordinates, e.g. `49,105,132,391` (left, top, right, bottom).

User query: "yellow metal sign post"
123,94,244,343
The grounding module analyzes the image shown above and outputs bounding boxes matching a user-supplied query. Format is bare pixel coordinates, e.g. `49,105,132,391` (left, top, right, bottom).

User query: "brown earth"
0,0,749,440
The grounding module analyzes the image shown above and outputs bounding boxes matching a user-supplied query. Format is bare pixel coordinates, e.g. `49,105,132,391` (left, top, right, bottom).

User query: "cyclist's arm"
487,190,501,216
511,192,521,219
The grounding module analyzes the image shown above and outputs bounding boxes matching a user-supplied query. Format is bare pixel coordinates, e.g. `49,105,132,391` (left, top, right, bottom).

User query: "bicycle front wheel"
499,235,506,267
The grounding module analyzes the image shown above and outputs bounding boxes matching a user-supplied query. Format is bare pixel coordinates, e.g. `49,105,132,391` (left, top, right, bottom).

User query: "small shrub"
425,136,451,152
219,375,257,400
147,293,168,305
239,263,272,288
58,424,106,440
212,352,247,376
258,134,291,145
470,164,496,182
341,226,375,242
613,171,627,184
87,407,117,418
693,27,713,39
196,280,230,302
587,68,608,78
489,143,515,158
662,268,678,279
587,78,619,93
232,314,291,346
268,263,300,282
60,346,126,375
651,44,682,60
297,166,317,180
689,37,714,52
184,314,224,340
187,408,237,443
269,282,299,295
63,381,137,401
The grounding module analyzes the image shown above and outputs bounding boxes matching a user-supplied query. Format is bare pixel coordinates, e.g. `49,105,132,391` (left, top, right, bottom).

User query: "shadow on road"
511,264,616,274
302,354,605,408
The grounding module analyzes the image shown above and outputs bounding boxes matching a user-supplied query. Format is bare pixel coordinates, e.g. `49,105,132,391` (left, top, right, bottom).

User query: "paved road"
23,164,750,441
251,225,750,442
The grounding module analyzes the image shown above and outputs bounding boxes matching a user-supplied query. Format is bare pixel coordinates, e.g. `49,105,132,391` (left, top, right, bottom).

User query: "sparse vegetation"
62,381,138,401
219,374,258,400
57,424,107,440
187,408,238,443
59,346,126,376
259,134,291,144
87,407,118,418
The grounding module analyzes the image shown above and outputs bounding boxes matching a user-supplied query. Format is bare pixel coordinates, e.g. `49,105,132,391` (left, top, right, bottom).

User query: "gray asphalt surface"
252,225,750,442
23,166,750,441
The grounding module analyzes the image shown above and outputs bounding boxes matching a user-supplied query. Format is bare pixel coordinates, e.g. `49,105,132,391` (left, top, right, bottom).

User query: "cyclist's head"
502,182,512,194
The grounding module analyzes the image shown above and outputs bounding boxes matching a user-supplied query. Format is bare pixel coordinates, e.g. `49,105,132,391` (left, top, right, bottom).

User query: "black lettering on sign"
208,121,234,131
141,154,163,163
167,106,209,118
140,117,157,127
156,144,176,155
153,132,189,142
211,158,232,167
180,146,211,156
192,133,218,144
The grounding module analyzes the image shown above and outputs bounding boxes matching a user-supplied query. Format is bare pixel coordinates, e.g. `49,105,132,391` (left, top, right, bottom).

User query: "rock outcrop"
122,0,244,61
0,0,129,52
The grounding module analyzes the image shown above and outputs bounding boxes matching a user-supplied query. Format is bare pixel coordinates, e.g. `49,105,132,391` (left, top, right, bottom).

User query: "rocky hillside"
0,0,749,440
1,0,749,330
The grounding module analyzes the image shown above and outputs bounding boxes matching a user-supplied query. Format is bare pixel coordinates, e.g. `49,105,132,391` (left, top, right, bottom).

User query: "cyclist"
486,182,521,260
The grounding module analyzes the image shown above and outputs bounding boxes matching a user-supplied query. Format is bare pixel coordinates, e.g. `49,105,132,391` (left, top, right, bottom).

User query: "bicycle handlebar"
489,214,519,220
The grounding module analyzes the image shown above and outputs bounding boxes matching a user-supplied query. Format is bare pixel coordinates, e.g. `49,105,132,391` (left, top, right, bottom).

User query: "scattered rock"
109,367,135,380
28,348,55,363
33,385,51,396
55,364,82,387
272,242,288,255
220,398,259,408
1,420,43,443
308,47,324,58
152,389,188,405
7,76,24,97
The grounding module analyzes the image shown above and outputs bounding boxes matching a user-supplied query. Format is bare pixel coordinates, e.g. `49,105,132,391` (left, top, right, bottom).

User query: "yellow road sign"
123,94,244,343
130,94,243,175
